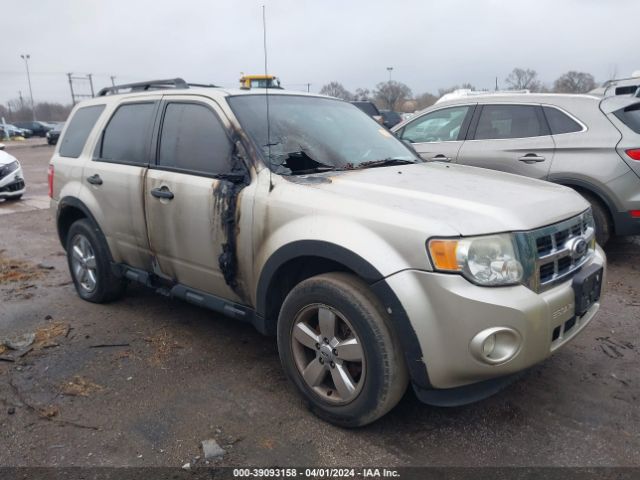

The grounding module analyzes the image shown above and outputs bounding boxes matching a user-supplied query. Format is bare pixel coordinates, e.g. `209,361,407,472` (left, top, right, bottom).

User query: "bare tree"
353,88,371,101
414,92,438,110
319,82,353,101
373,81,412,111
553,71,597,93
0,99,71,122
505,68,541,91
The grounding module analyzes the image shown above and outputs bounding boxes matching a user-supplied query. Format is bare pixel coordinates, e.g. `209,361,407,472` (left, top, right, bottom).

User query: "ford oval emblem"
567,237,588,259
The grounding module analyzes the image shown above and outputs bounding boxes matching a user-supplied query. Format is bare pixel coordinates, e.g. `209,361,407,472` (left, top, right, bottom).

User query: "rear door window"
474,105,548,139
157,102,233,175
614,103,640,134
59,105,105,158
542,106,583,134
99,102,156,165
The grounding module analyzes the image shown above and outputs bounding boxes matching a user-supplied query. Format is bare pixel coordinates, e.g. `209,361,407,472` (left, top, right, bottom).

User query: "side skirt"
113,263,269,334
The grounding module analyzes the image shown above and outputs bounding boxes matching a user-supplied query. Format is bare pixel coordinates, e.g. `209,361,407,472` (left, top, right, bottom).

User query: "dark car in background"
46,123,64,145
350,101,383,124
13,120,53,137
380,110,403,129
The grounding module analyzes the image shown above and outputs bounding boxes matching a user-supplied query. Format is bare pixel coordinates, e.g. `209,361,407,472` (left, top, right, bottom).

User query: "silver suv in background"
392,92,640,244
49,79,605,426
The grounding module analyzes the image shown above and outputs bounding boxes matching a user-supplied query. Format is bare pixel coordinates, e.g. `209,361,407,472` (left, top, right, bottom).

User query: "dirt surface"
0,143,639,467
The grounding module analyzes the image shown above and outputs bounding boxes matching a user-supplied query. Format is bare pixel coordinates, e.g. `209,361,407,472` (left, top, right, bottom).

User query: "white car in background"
0,150,26,201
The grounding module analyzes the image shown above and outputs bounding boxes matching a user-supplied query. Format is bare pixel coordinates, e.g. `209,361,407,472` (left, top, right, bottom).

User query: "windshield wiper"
356,158,419,169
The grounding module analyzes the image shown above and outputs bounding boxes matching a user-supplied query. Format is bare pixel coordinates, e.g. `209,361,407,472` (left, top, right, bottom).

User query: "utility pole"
495,76,499,91
387,66,393,82
20,54,36,120
67,73,76,106
88,74,95,97
110,76,116,87
306,83,311,93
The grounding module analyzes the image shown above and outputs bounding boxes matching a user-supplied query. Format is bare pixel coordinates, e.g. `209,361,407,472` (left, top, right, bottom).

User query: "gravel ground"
0,141,638,468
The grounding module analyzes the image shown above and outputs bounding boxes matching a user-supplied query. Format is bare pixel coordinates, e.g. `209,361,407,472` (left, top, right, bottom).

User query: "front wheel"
277,272,408,427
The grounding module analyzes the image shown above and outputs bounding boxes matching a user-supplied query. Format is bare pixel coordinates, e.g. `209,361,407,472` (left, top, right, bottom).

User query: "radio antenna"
262,4,274,190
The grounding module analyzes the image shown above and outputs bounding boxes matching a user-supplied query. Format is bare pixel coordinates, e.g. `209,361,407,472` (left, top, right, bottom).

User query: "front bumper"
386,245,605,392
0,165,26,198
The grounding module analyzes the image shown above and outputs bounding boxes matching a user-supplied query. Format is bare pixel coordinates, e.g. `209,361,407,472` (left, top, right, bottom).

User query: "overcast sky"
1,0,638,106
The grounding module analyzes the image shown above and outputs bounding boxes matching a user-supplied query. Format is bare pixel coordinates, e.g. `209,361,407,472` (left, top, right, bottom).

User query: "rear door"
457,104,555,179
144,96,244,302
79,99,158,271
395,105,474,162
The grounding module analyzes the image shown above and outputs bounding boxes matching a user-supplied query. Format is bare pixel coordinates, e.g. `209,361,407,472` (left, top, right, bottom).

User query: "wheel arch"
56,197,106,252
550,177,616,232
256,240,431,388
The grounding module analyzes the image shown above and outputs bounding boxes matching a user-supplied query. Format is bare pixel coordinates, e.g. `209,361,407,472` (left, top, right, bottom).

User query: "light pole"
20,54,36,121
387,66,393,82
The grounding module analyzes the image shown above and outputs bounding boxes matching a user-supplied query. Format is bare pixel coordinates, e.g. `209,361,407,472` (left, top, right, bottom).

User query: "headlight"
428,234,523,286
0,161,19,179
46,131,51,138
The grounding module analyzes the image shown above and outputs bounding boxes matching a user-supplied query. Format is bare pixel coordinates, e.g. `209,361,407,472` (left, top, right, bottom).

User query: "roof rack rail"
97,78,218,96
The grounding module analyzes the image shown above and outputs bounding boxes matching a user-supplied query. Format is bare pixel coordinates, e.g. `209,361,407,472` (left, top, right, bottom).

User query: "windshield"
228,95,418,175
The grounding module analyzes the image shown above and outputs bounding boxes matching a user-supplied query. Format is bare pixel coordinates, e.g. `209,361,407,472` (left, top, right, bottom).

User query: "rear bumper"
613,210,640,236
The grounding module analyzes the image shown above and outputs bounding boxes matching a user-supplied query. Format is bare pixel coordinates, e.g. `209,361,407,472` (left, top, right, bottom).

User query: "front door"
457,104,555,179
396,105,474,162
144,97,247,302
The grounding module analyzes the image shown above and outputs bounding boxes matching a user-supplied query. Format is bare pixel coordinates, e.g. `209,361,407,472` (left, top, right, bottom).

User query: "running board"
116,264,269,334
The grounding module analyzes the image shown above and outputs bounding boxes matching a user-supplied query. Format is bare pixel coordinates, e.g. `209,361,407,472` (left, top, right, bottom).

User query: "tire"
579,191,611,246
66,218,126,303
277,272,408,427
5,194,22,201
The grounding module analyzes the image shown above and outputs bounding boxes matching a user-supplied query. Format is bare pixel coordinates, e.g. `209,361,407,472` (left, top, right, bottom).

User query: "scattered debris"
181,462,191,470
61,376,104,397
2,332,36,350
36,263,55,270
145,328,182,365
201,438,226,460
90,342,130,348
41,405,59,418
0,347,33,362
7,407,15,415
0,252,46,283
34,322,70,348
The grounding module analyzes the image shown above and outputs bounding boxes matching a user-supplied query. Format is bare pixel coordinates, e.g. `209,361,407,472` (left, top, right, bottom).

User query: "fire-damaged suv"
49,78,606,426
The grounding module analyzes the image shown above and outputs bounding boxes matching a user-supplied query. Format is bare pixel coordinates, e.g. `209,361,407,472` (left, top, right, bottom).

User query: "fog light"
470,327,521,365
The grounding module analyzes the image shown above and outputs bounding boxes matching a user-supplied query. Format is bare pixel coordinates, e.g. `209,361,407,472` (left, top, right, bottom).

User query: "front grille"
526,211,595,292
0,180,24,193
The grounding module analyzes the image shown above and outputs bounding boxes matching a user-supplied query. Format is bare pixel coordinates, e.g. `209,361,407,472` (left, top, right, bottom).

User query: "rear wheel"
277,272,408,427
66,219,126,303
579,191,611,245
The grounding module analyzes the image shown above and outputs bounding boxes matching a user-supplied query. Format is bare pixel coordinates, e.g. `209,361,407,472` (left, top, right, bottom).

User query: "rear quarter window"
614,103,640,134
59,105,105,158
542,106,583,135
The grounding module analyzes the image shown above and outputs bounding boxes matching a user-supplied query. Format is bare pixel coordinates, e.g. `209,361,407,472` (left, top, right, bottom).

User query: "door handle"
518,153,546,163
429,154,452,162
150,186,174,200
86,174,103,185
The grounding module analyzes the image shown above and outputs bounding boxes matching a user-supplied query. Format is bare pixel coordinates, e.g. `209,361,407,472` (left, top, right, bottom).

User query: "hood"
309,162,589,236
0,150,18,167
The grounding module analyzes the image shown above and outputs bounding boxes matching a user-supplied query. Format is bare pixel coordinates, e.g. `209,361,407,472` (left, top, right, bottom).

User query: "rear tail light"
626,149,640,160
48,164,54,198
631,210,640,219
